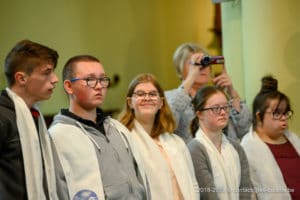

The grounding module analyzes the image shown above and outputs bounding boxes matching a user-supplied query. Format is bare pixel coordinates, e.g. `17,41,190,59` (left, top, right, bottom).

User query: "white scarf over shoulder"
129,120,199,200
195,128,240,200
241,127,300,200
49,121,105,200
6,88,57,200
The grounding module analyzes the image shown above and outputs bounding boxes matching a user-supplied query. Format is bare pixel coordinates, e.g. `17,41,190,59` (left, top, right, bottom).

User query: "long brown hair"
118,73,176,137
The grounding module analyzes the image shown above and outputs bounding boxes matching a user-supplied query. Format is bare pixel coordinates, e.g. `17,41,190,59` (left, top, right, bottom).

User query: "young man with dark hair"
0,39,59,200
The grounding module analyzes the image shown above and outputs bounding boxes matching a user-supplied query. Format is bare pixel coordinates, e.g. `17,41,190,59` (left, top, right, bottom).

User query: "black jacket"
0,90,27,200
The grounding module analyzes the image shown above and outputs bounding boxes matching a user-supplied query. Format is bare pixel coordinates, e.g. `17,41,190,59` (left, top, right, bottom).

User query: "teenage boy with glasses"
48,55,149,200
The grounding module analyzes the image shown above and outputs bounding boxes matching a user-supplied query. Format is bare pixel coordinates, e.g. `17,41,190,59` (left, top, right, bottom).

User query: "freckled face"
66,61,108,110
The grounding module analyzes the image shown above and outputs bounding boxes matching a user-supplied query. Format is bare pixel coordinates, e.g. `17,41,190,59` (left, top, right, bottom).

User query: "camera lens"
200,56,211,66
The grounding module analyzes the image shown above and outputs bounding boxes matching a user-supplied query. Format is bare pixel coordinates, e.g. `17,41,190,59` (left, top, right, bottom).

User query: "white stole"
240,127,300,200
49,122,105,200
6,88,58,200
195,128,240,200
130,120,199,200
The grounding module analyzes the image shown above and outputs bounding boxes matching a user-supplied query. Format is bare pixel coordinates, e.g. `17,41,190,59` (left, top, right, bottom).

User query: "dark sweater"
0,90,27,200
188,137,254,200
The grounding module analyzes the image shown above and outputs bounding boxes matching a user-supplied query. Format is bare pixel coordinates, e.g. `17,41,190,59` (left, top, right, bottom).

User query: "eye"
86,77,96,81
149,91,159,97
135,91,146,97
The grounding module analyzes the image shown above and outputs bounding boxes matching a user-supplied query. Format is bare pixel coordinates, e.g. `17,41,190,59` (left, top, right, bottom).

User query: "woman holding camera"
165,42,251,143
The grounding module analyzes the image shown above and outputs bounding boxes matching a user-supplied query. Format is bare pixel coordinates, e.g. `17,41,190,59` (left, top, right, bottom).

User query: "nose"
219,107,229,115
280,114,289,121
51,72,59,84
94,79,103,89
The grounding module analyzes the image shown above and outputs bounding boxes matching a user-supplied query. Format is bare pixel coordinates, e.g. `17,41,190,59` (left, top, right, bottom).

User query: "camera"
200,55,224,66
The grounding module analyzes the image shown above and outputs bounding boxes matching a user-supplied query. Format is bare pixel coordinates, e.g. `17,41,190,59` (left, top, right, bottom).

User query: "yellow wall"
222,0,300,134
0,0,217,115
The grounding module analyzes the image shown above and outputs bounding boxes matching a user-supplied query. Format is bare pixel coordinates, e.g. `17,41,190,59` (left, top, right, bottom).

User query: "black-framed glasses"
266,110,293,120
200,104,231,115
70,77,110,88
132,90,160,100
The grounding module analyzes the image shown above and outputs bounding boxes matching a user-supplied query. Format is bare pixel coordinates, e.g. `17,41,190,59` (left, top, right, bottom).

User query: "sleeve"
187,140,220,200
228,101,252,140
165,87,192,126
50,139,70,200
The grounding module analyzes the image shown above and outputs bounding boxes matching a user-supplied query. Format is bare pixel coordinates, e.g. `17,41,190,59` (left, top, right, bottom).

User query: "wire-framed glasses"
266,110,293,120
132,90,160,100
70,77,110,88
200,104,231,115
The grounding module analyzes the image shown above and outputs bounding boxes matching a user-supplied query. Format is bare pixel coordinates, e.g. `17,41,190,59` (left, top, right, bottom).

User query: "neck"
136,117,154,136
202,127,223,152
256,128,287,144
69,102,97,122
10,86,35,108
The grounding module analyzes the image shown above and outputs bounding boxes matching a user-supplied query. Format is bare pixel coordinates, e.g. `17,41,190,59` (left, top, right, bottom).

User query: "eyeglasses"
266,110,293,120
200,104,231,115
132,90,160,100
70,77,110,88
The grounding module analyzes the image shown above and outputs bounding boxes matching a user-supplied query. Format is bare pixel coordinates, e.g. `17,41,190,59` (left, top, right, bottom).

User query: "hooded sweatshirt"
49,109,148,200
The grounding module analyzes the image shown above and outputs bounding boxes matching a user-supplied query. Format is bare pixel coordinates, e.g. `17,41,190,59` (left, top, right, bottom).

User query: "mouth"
281,123,288,129
95,93,103,98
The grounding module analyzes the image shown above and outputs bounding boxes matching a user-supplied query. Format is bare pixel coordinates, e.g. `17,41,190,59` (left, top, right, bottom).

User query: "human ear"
158,99,163,109
255,111,261,120
127,97,133,109
64,80,74,95
15,72,27,85
196,110,204,120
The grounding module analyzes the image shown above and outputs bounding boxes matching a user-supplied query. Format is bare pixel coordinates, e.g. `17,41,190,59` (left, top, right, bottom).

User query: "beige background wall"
0,0,218,115
222,0,300,134
1,0,299,134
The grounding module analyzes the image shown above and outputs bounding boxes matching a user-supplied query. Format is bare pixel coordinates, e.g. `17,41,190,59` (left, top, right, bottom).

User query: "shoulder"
48,122,82,139
165,87,178,96
108,118,130,134
285,130,300,141
285,130,300,152
161,133,189,151
228,138,244,152
240,130,256,150
0,98,16,133
165,86,190,100
187,139,207,156
0,93,15,119
228,138,248,160
161,133,184,143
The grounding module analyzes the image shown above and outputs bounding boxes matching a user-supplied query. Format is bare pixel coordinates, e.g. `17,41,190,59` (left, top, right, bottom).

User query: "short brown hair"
62,55,101,81
4,39,58,86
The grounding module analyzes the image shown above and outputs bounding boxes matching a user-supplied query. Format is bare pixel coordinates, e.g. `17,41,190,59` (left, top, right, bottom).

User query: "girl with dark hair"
241,75,300,199
188,85,253,200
